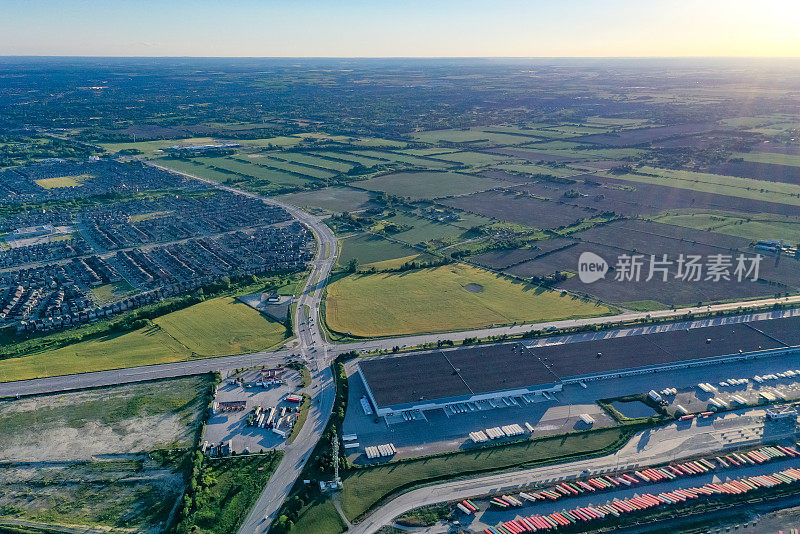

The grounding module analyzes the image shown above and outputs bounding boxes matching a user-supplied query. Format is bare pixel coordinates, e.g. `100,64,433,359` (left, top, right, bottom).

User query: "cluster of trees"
529,270,570,286
0,135,100,167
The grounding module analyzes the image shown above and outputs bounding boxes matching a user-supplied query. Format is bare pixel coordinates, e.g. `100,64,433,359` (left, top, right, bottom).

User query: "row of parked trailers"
471,423,533,443
485,465,800,533
474,443,800,532
488,444,800,508
251,405,293,429
365,443,396,459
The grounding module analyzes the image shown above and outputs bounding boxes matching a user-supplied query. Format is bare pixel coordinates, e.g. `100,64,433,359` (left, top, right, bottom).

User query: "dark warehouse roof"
359,314,800,409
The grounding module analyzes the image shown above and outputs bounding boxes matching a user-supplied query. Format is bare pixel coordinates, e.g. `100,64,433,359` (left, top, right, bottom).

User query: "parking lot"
342,365,614,464
203,367,305,454
343,350,800,463
662,364,800,417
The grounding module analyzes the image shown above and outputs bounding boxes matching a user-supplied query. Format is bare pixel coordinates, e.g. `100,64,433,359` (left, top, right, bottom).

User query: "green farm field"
276,186,376,213
356,150,454,169
274,152,354,172
200,156,328,183
432,150,515,166
0,297,286,382
410,127,537,145
324,263,613,337
735,151,800,167
338,233,423,266
607,166,800,207
155,157,245,183
310,151,388,167
156,157,312,192
357,171,504,200
101,135,306,157
100,137,218,157
153,296,287,356
520,140,646,159
653,211,800,244
255,155,338,179
373,212,469,246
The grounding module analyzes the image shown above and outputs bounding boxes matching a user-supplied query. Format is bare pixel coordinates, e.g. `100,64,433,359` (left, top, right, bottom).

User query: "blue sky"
1,0,798,57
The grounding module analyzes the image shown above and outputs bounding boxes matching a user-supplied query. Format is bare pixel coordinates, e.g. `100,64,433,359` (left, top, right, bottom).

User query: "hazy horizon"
2,0,798,58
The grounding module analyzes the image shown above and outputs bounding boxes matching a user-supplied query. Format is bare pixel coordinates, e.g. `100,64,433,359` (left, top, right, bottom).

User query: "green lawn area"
340,427,628,521
619,300,670,312
714,220,800,244
607,166,800,207
0,297,286,382
90,281,136,304
324,263,613,337
735,151,800,167
338,233,422,266
176,454,283,534
288,499,346,534
34,175,91,189
153,296,287,356
358,171,504,200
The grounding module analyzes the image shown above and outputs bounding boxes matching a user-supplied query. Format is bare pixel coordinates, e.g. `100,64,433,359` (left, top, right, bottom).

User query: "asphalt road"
349,407,799,534
146,161,342,533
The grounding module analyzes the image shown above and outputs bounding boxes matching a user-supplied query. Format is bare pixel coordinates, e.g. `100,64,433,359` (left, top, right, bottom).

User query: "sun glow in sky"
1,0,799,57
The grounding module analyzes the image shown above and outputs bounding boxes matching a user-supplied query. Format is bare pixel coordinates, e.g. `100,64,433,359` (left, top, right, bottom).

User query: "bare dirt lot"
0,376,210,462
0,376,212,533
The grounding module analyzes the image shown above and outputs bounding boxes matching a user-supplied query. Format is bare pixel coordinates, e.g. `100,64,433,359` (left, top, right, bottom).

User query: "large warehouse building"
357,314,800,418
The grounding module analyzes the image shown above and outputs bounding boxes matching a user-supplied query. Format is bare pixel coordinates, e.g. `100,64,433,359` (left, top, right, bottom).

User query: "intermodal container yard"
472,444,800,532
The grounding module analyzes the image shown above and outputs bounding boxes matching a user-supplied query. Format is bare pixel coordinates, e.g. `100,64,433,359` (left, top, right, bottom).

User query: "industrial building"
358,314,800,418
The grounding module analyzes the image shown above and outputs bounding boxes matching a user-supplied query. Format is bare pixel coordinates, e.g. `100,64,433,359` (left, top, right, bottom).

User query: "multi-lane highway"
3,162,800,533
